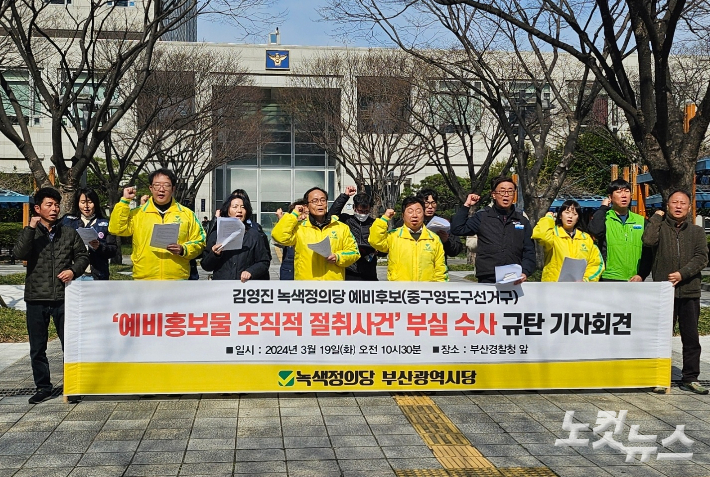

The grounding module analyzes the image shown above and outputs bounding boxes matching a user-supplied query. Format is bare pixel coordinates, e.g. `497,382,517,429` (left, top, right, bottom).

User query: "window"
357,76,410,134
107,1,135,6
429,79,482,134
507,81,552,132
566,81,608,127
1,70,36,125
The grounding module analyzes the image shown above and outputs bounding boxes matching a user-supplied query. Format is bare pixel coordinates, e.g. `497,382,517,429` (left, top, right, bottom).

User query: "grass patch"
0,308,57,343
0,273,26,285
120,243,132,256
448,264,475,272
695,307,710,336
464,274,477,282
109,263,133,280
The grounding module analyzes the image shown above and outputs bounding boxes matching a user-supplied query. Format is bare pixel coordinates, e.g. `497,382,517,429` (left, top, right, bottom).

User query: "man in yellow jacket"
272,187,359,280
369,197,448,282
108,169,205,280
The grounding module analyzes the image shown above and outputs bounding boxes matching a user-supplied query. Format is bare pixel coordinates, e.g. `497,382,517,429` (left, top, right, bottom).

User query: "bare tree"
423,0,710,201
0,0,279,210
282,49,430,210
92,44,261,211
322,1,602,224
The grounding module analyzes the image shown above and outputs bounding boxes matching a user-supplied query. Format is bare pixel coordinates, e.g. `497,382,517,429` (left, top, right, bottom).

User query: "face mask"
354,213,369,222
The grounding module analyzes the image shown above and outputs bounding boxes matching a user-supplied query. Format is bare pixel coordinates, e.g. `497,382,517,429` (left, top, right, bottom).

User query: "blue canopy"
0,189,30,204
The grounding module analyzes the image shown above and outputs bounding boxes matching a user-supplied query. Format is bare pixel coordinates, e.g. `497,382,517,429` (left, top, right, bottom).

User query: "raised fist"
384,209,395,219
345,186,357,196
464,193,481,207
122,186,136,200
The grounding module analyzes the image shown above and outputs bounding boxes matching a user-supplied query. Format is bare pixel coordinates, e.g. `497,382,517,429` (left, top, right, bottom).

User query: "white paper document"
150,223,180,249
558,257,587,282
495,264,523,284
76,227,99,246
216,217,245,251
308,236,332,258
426,216,450,233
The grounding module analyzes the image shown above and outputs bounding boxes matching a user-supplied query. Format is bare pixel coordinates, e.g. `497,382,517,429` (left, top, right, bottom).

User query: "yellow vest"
531,216,604,282
108,198,205,280
271,213,360,280
369,217,448,282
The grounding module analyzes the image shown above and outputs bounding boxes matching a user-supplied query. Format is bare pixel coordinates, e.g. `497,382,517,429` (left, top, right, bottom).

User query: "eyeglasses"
309,198,327,205
494,190,515,196
424,201,437,206
150,183,172,191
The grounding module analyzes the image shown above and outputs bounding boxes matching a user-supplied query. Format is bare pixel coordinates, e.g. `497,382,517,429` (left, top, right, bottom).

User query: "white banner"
64,281,674,394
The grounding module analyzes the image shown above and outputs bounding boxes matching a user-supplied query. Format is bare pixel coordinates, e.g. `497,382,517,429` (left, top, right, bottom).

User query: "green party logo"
278,370,295,387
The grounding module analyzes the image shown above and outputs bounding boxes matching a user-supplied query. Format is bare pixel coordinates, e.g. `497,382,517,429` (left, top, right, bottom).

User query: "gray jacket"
642,214,708,298
14,222,90,302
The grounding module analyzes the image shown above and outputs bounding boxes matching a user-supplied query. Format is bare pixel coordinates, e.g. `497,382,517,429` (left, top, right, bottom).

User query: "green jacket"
588,206,652,281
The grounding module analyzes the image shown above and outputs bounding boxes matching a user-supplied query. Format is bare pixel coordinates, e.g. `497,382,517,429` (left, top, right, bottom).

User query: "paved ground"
2,258,710,476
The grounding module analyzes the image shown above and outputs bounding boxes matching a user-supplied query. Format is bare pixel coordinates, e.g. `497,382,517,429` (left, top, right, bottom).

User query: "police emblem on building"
266,50,290,70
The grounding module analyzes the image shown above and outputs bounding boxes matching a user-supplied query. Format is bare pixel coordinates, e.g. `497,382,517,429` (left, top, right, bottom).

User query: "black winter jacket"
201,224,271,280
60,214,117,280
451,205,536,279
14,222,90,301
329,193,379,280
204,216,271,280
642,214,708,298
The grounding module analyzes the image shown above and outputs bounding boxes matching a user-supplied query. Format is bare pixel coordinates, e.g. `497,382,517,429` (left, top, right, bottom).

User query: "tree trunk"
107,186,123,265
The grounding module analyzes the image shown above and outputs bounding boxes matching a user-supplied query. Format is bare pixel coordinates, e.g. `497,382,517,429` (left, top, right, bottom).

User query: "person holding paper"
642,190,709,395
14,188,89,404
369,197,448,282
61,187,117,280
588,179,652,282
450,176,536,284
417,189,464,259
201,192,270,282
108,168,205,280
272,186,360,280
531,200,604,282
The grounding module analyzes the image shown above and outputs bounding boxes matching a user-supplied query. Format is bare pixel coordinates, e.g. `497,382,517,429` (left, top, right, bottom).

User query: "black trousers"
25,301,65,391
674,297,702,383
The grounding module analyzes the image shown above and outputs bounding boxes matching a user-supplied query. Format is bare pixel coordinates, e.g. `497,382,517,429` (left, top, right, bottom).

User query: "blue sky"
197,0,372,47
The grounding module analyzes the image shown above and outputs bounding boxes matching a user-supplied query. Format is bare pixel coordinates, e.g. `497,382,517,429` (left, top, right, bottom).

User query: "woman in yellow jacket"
369,197,448,282
532,200,604,282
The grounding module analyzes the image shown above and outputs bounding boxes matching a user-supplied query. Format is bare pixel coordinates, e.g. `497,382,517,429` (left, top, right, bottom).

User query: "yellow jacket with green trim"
531,215,604,282
108,198,205,280
368,216,448,282
271,212,360,280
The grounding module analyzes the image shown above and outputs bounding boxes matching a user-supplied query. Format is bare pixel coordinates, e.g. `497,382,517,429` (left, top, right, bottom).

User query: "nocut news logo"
278,370,295,387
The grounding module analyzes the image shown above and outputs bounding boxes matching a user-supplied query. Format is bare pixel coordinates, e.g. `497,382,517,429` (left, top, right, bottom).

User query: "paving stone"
68,465,128,477
334,445,386,459
236,437,285,449
325,424,372,436
143,427,191,440
279,416,324,427
233,460,286,474
329,435,378,447
279,407,323,417
235,448,285,461
0,440,41,455
87,439,140,453
236,425,282,438
338,458,393,471
192,417,237,428
369,424,418,435
381,445,433,459
11,467,73,477
286,447,336,460
194,408,240,418
146,419,193,429
281,425,327,437
136,439,188,452
341,471,395,477
94,429,145,440
0,454,27,469
183,449,234,463
151,410,196,420
374,434,425,447
77,452,135,467
285,459,341,474
178,462,234,475
386,457,441,469
545,466,613,477
131,451,184,464
187,438,236,450
23,453,82,468
101,419,150,430
124,463,182,476
189,427,235,439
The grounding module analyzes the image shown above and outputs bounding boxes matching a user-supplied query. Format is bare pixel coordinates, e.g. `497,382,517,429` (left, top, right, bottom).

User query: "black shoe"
28,388,53,404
